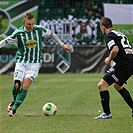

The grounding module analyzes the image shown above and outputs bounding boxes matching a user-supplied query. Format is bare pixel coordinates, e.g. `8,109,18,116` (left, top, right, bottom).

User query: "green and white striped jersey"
7,25,52,63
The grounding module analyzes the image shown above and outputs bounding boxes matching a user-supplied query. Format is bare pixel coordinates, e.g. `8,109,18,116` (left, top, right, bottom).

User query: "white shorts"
14,63,41,81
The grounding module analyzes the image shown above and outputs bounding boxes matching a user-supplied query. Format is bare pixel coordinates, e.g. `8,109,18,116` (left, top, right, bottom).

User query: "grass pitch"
0,73,133,133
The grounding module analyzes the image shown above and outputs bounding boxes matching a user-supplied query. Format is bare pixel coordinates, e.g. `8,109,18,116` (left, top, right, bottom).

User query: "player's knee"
14,80,21,89
22,78,32,90
97,81,107,91
97,82,102,90
22,83,31,90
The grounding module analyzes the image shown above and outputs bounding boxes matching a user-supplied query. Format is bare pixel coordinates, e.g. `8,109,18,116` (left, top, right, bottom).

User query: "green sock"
12,86,20,103
12,89,28,112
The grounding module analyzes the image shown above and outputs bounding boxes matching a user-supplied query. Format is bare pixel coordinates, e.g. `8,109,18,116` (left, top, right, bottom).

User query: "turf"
0,73,133,133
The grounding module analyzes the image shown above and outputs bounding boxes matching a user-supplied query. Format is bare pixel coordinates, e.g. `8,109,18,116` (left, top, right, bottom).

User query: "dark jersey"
103,30,133,86
105,29,132,64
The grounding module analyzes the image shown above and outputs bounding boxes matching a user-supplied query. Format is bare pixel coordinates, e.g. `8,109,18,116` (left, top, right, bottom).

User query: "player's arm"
105,45,119,65
0,36,14,48
51,33,74,52
0,36,17,48
0,39,7,48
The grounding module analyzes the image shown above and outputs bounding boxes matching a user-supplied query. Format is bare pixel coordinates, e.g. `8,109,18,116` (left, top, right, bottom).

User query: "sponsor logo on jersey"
25,40,37,48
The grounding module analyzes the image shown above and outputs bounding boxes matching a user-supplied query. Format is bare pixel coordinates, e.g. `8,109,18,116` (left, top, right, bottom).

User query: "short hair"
23,12,34,21
100,17,113,28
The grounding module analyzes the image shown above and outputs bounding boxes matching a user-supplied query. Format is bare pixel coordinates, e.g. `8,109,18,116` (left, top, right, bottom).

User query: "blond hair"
23,12,34,21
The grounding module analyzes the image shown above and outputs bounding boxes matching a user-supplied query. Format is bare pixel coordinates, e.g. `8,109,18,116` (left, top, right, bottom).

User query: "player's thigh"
25,63,41,81
103,67,131,86
103,67,116,85
14,63,26,81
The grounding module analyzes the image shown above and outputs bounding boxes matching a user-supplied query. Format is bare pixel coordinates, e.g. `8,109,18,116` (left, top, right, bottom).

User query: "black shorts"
103,61,133,86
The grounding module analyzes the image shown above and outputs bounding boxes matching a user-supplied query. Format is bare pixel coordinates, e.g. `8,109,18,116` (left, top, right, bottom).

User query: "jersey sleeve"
0,30,18,48
105,32,116,51
41,26,52,37
6,29,18,45
5,36,18,45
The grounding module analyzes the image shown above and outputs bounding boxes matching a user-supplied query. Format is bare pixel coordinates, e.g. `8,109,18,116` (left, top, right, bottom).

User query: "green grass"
0,73,133,133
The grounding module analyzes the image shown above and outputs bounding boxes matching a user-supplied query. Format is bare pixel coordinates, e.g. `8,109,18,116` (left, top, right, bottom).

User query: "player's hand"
62,44,74,52
105,57,111,65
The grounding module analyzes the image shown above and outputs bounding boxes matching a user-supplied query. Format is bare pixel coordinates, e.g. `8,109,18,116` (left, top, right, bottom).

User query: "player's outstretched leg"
118,87,133,117
8,89,28,117
7,84,21,113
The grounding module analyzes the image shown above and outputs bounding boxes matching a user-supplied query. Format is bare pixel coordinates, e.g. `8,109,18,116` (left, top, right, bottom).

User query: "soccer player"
94,17,133,119
0,12,73,117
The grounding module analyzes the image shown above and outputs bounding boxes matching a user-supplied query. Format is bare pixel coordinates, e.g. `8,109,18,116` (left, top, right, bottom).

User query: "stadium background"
0,0,132,74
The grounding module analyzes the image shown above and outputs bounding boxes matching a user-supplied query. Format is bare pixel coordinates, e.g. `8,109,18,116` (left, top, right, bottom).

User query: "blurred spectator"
86,0,103,20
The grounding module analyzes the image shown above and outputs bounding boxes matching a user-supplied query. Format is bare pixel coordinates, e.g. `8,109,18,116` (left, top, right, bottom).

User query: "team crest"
25,40,37,48
72,19,96,45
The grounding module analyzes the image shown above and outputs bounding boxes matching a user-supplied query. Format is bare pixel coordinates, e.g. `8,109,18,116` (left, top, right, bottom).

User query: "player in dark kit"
94,17,133,119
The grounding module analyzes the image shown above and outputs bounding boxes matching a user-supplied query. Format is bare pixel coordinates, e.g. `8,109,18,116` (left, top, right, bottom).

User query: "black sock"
100,90,111,114
118,87,133,110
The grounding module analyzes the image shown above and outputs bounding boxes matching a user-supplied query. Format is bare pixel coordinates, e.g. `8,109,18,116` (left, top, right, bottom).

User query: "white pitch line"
10,24,17,30
10,6,38,22
4,0,28,11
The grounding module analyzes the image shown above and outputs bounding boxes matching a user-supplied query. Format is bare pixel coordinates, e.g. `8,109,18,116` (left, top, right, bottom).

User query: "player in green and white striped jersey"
0,12,73,117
